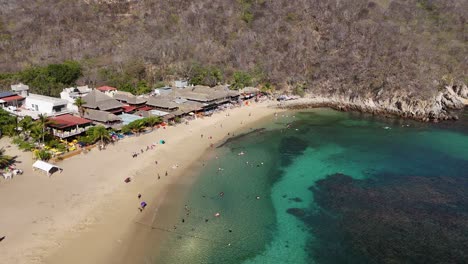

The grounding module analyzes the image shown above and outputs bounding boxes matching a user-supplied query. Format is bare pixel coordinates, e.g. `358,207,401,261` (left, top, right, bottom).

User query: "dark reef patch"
286,208,307,218
290,173,468,264
278,136,309,166
289,197,303,203
218,128,266,149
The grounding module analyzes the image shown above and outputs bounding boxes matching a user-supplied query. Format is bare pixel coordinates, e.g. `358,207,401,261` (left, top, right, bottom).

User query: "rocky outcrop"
281,85,466,122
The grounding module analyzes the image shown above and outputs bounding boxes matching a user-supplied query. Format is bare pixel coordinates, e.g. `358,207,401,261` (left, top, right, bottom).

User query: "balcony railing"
52,126,90,138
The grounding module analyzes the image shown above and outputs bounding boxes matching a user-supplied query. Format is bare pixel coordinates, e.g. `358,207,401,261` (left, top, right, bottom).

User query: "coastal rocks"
281,83,467,122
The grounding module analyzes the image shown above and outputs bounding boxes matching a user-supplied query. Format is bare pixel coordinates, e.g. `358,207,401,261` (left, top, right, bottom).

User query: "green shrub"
35,150,52,161
231,71,252,90
12,137,35,151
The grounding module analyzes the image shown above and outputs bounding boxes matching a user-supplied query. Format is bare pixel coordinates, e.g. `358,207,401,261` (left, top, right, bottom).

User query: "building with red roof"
97,86,117,92
0,91,25,108
48,114,93,139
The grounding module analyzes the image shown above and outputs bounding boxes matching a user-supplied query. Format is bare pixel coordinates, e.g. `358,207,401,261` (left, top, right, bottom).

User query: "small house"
48,114,93,139
0,91,25,108
96,86,118,96
83,109,122,129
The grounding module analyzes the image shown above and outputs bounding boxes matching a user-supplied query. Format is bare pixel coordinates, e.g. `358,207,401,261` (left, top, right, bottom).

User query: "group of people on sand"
131,144,158,158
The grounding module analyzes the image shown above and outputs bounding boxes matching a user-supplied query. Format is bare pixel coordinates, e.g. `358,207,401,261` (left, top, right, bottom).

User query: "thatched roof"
113,91,147,105
83,109,121,123
82,90,124,111
146,96,179,109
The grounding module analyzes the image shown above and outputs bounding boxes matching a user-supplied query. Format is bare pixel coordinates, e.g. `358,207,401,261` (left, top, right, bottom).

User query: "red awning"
1,95,24,102
137,106,153,111
122,105,137,113
97,86,117,92
48,114,92,129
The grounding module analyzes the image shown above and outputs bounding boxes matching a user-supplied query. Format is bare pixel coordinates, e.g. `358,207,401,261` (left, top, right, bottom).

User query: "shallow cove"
149,108,468,264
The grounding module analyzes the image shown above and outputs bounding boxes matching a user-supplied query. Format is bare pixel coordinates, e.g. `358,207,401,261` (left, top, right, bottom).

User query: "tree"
92,126,111,146
74,97,86,117
35,149,51,161
231,71,252,90
143,116,162,130
0,148,13,168
19,116,34,139
188,64,224,86
0,108,17,136
36,114,50,144
127,119,146,135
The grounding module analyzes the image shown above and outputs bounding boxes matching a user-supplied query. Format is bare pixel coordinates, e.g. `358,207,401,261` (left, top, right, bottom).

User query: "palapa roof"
242,87,260,94
177,86,234,102
146,96,179,109
83,109,121,123
113,91,147,105
82,90,124,111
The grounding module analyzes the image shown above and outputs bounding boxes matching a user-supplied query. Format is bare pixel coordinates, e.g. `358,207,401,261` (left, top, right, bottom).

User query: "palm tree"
73,97,86,117
145,116,162,131
92,126,111,146
129,120,146,135
19,116,34,139
37,114,50,144
0,148,13,168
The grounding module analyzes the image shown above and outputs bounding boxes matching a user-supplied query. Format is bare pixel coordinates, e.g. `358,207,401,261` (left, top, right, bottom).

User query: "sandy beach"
0,101,281,264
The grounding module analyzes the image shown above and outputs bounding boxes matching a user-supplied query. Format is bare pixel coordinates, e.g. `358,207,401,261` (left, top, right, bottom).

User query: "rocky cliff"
283,83,468,122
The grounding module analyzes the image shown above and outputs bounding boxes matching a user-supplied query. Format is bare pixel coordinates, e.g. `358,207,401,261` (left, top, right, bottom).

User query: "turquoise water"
152,108,468,264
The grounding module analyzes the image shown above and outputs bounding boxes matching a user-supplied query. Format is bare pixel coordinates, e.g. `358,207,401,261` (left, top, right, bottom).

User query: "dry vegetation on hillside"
0,0,466,97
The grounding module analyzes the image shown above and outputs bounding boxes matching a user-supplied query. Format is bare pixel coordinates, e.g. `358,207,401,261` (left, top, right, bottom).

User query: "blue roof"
119,113,144,125
0,91,16,99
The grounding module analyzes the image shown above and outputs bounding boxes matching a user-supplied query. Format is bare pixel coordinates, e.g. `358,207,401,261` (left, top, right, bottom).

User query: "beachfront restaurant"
84,109,123,129
81,90,125,115
48,114,93,139
113,91,147,107
145,97,179,112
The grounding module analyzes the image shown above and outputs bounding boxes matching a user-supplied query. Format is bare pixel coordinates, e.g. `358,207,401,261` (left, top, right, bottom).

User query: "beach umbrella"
160,140,165,144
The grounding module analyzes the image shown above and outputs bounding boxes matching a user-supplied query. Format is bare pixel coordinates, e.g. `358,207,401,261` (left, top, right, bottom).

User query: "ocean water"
150,108,468,264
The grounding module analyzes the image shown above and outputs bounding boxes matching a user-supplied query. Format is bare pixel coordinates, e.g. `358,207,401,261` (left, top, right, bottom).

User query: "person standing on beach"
165,171,168,176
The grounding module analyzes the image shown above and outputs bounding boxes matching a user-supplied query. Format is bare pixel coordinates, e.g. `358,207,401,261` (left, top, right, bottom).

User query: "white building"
60,85,92,113
25,94,69,117
174,80,188,89
11,83,30,97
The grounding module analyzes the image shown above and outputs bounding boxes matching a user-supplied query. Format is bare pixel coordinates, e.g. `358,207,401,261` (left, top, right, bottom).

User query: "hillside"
0,0,467,120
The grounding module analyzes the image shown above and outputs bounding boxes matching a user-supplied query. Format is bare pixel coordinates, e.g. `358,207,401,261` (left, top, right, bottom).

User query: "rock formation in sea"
283,83,468,122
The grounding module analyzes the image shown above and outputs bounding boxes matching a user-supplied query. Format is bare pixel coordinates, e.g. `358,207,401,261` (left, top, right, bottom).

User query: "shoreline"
279,94,467,122
0,100,283,264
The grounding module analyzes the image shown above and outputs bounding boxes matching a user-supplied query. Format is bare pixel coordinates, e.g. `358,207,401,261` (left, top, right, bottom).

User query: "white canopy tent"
32,160,62,177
